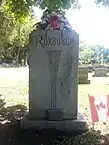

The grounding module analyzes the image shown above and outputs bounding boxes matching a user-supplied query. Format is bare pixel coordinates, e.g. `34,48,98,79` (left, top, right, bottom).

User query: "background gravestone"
21,29,85,131
93,68,108,77
87,64,93,73
78,67,90,84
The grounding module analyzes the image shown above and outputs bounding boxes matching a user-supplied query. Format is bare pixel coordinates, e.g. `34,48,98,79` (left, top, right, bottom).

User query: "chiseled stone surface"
29,30,79,120
21,111,86,131
21,29,86,131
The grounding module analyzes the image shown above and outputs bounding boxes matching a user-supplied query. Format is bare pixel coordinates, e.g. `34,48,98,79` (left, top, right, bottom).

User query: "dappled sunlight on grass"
0,72,109,144
78,73,109,107
78,84,109,105
19,88,28,96
78,74,109,136
0,98,27,123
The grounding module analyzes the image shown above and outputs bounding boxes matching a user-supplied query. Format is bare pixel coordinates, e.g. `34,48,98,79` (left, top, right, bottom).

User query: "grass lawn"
0,69,109,145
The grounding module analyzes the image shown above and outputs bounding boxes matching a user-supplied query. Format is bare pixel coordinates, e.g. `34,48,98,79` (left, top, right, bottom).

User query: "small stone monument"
88,64,93,73
21,10,85,131
93,68,108,77
78,67,90,84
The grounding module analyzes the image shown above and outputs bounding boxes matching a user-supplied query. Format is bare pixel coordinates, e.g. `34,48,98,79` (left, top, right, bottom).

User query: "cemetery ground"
0,67,109,145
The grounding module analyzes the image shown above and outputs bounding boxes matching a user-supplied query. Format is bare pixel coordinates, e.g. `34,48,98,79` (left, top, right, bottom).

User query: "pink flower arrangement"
48,16,60,29
40,10,72,30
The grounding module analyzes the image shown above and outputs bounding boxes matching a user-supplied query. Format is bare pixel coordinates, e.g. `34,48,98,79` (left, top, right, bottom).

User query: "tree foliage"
0,7,36,65
0,0,108,23
0,8,14,47
79,42,109,65
91,45,109,64
79,41,93,64
6,18,35,65
1,0,79,22
35,0,78,10
4,0,30,22
95,0,109,7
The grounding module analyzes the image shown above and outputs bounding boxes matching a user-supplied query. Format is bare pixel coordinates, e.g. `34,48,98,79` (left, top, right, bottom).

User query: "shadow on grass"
0,98,108,145
0,99,27,122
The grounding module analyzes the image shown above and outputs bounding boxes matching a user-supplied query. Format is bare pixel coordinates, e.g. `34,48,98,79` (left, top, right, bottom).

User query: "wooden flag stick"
92,122,95,130
88,94,95,130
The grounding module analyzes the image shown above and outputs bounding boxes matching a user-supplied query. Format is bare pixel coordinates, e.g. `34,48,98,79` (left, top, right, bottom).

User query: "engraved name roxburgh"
34,35,74,47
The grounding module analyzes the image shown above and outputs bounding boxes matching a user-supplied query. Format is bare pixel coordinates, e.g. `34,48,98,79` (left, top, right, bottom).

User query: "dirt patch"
0,121,108,145
0,98,108,145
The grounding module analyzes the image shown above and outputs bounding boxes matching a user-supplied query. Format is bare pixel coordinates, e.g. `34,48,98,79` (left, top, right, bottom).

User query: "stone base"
21,112,86,132
46,109,64,121
78,79,90,84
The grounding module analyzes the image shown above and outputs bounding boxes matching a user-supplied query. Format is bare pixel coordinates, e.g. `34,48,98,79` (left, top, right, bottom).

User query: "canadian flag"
89,95,109,123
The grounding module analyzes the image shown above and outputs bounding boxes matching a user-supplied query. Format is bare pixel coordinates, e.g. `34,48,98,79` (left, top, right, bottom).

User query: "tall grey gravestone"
21,29,85,131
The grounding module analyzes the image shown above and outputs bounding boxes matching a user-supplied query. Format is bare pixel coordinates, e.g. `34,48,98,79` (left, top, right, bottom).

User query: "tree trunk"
15,25,21,66
0,0,3,6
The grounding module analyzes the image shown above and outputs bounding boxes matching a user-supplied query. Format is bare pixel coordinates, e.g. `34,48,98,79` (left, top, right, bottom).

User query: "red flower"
48,16,60,29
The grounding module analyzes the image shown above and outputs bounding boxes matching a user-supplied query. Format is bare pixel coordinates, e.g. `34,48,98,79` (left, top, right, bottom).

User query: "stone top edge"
31,29,78,35
78,66,88,68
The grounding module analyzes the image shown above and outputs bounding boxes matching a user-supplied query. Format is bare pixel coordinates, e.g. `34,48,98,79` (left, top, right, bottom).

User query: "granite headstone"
21,29,85,131
93,68,108,77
